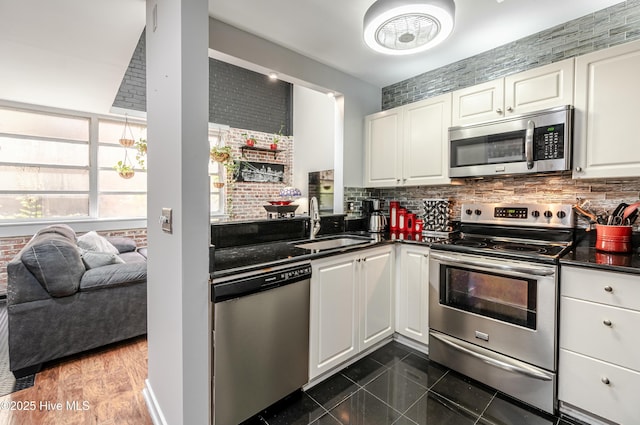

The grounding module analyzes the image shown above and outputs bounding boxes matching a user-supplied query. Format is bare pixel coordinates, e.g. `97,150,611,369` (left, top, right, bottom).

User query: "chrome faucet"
310,196,321,239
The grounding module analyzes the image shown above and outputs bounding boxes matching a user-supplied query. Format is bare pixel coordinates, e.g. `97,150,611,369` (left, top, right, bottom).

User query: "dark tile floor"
242,341,583,425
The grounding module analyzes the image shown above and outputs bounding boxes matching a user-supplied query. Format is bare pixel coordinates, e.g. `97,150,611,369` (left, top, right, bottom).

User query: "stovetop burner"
430,202,576,263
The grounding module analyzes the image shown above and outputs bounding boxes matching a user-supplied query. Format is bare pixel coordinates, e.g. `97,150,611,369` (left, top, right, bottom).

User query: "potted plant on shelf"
242,133,256,147
270,124,285,150
114,160,135,179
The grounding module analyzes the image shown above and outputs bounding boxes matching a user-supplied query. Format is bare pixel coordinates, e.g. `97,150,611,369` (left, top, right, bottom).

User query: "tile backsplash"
345,174,640,229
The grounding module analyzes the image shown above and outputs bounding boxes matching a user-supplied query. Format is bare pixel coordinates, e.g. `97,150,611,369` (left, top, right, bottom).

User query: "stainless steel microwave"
448,105,573,178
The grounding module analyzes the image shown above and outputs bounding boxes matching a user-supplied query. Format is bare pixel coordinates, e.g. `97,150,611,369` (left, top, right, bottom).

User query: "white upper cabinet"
364,108,402,187
452,79,505,126
402,95,451,186
452,58,574,127
364,93,451,187
573,39,640,179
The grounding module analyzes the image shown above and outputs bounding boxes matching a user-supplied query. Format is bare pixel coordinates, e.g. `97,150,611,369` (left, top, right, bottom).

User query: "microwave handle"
525,120,535,169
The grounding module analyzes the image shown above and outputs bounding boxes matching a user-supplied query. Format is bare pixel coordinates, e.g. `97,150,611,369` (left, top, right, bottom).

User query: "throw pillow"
77,231,119,254
81,251,125,269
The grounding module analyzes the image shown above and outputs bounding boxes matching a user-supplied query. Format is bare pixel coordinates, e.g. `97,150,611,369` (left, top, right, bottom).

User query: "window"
98,119,147,218
0,101,228,226
0,107,91,220
209,125,228,216
0,103,147,222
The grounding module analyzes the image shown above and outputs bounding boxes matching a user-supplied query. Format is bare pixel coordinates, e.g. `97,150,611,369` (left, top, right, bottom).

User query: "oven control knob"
474,209,482,216
557,211,567,219
544,211,553,218
465,209,473,216
531,210,540,218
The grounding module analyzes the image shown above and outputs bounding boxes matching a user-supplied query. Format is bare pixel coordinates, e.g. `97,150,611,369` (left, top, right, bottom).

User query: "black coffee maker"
363,199,387,232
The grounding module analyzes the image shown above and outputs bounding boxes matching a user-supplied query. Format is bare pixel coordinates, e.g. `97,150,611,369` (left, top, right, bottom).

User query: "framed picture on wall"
235,161,285,183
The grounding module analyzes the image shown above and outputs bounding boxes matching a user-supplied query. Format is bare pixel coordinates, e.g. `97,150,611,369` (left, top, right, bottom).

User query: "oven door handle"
429,252,555,277
430,332,553,382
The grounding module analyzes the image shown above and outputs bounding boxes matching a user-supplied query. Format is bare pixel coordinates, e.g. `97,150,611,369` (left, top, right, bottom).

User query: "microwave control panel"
534,124,564,160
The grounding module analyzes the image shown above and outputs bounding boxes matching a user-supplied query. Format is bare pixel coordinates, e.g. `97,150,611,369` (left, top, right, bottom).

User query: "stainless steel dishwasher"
211,262,311,425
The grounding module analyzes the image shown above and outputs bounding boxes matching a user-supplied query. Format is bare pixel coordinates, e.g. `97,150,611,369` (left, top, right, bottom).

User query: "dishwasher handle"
212,263,312,302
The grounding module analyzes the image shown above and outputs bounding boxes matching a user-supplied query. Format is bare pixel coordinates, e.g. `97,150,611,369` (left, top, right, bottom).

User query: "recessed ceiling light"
327,92,335,98
268,72,278,80
363,0,456,55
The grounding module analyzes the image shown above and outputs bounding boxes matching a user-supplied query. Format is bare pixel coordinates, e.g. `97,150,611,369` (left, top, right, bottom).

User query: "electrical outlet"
161,208,172,233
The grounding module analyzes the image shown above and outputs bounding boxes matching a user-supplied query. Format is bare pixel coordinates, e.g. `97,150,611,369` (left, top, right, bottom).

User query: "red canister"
389,201,400,231
406,213,416,233
398,208,407,231
414,219,424,234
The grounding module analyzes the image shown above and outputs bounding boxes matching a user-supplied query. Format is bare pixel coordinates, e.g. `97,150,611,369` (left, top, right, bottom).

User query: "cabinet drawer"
561,266,640,311
559,349,640,425
560,297,640,371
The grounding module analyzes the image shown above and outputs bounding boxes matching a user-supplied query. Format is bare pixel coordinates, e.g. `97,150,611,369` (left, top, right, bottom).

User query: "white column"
143,0,210,424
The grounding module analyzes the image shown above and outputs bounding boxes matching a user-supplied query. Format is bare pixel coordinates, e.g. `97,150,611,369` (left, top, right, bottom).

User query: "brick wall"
112,30,293,136
0,228,147,295
113,29,146,112
345,175,640,230
222,128,294,220
382,1,640,109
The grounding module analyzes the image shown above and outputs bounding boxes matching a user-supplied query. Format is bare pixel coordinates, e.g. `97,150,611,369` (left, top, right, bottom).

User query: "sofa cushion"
21,234,85,297
105,236,137,253
77,231,119,254
80,263,147,291
118,251,147,264
35,224,77,242
81,251,125,269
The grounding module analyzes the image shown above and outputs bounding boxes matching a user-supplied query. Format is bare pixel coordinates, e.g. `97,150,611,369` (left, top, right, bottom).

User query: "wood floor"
0,336,152,425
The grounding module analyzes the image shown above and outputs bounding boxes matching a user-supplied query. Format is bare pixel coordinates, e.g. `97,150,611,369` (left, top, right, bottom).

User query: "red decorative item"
595,224,633,253
270,143,278,150
398,208,407,231
406,213,416,233
246,138,255,147
414,219,424,234
390,201,400,231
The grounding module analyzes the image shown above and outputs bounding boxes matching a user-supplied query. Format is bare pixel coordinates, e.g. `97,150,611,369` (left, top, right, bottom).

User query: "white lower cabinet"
395,245,429,345
559,266,640,424
309,245,394,380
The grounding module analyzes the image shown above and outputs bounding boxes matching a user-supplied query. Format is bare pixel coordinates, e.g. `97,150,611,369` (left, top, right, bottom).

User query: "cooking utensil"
572,204,598,224
608,202,628,225
622,201,640,224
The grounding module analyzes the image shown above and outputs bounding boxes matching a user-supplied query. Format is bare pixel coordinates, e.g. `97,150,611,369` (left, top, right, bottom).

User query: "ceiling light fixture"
363,0,456,55
268,72,278,80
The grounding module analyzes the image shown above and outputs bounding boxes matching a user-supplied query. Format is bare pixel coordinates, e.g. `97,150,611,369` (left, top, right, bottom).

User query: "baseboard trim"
143,379,168,425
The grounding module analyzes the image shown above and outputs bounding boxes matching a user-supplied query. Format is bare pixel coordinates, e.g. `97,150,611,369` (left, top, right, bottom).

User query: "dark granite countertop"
560,230,640,275
212,231,441,279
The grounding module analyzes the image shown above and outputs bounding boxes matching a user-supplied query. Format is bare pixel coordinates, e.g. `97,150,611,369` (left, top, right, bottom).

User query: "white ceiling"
0,0,624,113
210,0,624,88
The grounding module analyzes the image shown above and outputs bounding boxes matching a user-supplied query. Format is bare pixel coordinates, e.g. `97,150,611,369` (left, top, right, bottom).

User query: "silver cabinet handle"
603,319,612,327
496,108,503,114
602,377,610,385
604,286,613,293
507,106,514,112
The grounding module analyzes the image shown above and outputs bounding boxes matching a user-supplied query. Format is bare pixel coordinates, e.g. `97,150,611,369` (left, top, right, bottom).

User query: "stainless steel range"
429,202,575,414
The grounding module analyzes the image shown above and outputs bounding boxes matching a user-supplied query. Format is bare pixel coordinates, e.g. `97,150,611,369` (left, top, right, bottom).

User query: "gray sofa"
7,224,147,377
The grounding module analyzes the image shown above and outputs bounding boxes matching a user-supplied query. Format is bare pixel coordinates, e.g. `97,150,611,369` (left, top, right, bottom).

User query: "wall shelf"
241,146,282,159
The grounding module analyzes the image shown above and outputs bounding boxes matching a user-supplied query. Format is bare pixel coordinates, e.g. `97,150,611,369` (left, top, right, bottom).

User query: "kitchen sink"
293,235,374,251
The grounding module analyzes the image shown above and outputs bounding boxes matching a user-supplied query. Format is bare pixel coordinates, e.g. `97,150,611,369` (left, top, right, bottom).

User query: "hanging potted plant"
114,160,135,179
119,114,136,147
210,145,232,163
134,138,147,170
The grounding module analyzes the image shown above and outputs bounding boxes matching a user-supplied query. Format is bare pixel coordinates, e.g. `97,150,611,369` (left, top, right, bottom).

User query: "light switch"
161,208,172,233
